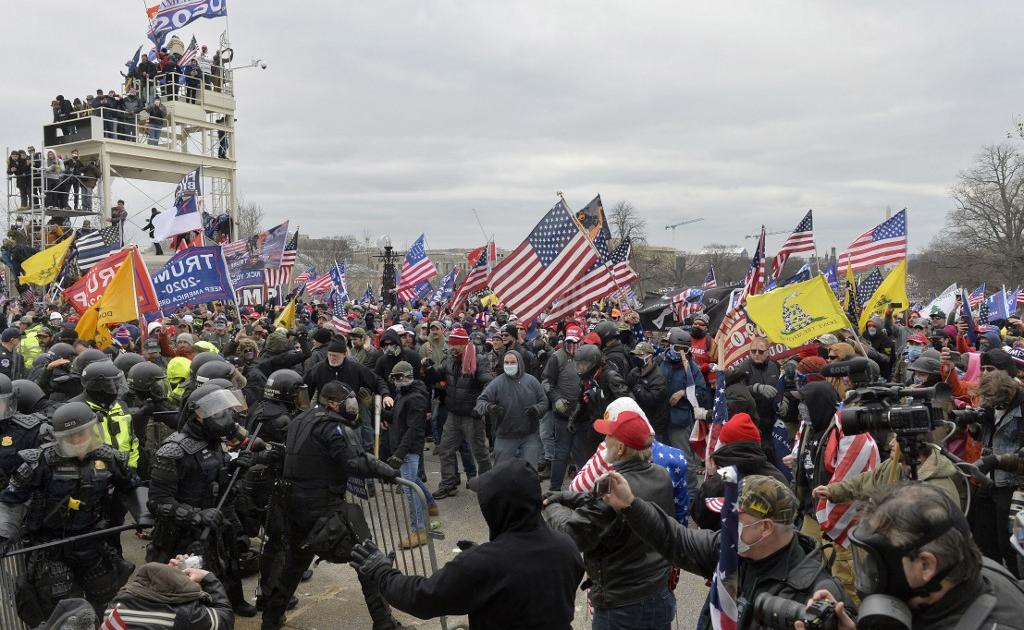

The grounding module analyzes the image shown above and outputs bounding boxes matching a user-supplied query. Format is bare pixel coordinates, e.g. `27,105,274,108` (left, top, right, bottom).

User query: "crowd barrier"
0,544,29,630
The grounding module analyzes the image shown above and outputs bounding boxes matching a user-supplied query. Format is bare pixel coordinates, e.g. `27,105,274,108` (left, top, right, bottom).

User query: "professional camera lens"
754,593,838,630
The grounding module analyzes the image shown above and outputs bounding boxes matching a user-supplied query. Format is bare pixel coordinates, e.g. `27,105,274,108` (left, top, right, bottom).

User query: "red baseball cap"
593,411,652,450
564,324,584,342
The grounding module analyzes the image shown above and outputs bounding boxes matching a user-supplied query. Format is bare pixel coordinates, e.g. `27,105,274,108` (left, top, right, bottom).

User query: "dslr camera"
754,593,839,630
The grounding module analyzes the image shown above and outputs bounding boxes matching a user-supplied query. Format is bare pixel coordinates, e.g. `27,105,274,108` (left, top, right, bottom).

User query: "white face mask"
503,364,518,377
737,518,767,555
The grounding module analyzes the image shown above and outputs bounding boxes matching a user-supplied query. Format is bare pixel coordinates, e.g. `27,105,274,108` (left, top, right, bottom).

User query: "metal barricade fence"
0,544,30,630
347,476,449,630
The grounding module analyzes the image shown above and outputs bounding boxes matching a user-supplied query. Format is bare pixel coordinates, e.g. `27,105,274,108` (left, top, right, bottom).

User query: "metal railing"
347,476,449,630
0,543,30,629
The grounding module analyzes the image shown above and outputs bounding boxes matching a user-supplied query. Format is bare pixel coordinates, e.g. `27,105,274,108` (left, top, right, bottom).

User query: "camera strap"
953,593,995,630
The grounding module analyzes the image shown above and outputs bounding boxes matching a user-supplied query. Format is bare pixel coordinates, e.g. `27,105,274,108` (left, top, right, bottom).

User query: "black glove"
195,508,223,530
487,403,505,417
526,406,539,421
248,437,268,452
367,455,400,481
387,455,403,469
455,539,477,551
232,450,255,471
977,453,999,474
349,540,396,585
421,358,434,370
543,490,587,509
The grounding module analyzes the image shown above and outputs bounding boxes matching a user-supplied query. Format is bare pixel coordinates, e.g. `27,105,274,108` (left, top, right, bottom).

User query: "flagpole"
471,208,490,245
558,192,625,293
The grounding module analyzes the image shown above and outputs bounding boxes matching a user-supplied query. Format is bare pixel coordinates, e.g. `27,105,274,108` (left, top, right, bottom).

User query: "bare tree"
298,235,360,275
236,201,265,239
607,200,648,246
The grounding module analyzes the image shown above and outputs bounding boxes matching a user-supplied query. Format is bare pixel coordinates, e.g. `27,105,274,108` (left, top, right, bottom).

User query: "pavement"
121,444,709,629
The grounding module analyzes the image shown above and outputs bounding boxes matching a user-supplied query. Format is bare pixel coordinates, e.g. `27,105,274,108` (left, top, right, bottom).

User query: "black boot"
359,572,410,630
226,575,257,617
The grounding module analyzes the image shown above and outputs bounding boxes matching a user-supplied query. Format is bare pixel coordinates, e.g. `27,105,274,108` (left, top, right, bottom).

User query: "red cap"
582,332,601,346
565,324,584,342
908,332,929,345
718,413,761,445
593,411,653,450
448,327,469,346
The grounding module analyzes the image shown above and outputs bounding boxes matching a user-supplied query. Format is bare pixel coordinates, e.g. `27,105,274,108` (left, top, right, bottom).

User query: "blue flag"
148,0,229,46
960,288,979,347
151,246,234,314
823,262,841,298
781,262,811,288
126,45,143,75
430,268,458,305
359,282,375,305
329,261,349,303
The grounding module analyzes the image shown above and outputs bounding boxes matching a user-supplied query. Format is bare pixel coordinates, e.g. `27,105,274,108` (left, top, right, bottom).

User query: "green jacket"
826,446,962,509
17,325,42,369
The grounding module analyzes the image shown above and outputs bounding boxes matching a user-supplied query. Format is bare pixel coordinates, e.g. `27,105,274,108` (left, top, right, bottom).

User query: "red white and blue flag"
546,232,638,323
179,35,200,66
397,234,438,302
293,265,314,286
838,209,907,274
771,209,815,278
671,288,705,322
703,267,717,289
816,410,879,547
968,283,986,309
305,270,333,295
264,231,299,291
151,167,203,240
737,226,766,304
329,260,349,303
450,243,493,311
430,268,458,305
359,282,375,305
710,466,739,630
489,200,598,323
331,289,352,333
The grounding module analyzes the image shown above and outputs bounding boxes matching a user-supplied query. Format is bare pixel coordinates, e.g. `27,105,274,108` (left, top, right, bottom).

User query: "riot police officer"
36,343,90,402
260,381,406,630
125,361,175,480
71,359,140,468
12,378,53,415
0,374,50,489
0,402,149,625
147,382,259,617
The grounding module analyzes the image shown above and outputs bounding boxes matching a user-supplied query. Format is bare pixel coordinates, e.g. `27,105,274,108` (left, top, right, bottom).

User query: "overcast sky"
4,2,1023,256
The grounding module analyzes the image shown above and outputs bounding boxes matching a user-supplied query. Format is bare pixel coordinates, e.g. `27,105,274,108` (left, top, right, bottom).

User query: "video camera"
754,593,840,630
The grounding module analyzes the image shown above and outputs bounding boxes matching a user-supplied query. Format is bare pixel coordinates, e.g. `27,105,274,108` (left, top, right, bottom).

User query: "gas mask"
193,389,246,440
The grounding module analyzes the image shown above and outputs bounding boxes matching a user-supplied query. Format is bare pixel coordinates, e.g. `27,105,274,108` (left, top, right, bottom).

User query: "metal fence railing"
347,476,449,630
0,544,30,630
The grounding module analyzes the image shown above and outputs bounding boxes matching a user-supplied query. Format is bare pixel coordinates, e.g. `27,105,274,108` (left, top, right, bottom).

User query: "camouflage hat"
631,341,655,356
738,475,798,524
265,331,289,354
350,326,367,337
389,360,414,379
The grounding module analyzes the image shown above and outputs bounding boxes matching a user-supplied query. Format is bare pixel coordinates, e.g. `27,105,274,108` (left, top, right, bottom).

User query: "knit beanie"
718,412,761,445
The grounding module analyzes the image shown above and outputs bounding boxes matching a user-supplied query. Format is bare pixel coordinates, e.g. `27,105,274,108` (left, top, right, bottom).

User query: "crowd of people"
0,289,1020,629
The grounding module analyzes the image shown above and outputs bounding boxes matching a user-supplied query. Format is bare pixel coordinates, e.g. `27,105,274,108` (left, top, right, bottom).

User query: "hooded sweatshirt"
691,440,789,530
377,460,584,629
793,381,840,512
105,562,233,630
474,350,547,438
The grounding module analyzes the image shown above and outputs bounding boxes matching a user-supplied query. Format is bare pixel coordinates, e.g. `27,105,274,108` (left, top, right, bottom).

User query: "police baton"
199,421,264,543
2,522,142,559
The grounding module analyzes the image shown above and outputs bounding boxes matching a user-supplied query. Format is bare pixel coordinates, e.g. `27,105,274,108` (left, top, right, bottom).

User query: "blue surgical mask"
503,364,518,377
905,346,923,363
664,349,682,365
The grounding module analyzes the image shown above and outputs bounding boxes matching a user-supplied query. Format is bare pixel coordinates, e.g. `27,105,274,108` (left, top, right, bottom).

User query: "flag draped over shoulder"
815,418,880,547
710,467,740,630
745,275,849,348
19,234,75,285
857,260,908,331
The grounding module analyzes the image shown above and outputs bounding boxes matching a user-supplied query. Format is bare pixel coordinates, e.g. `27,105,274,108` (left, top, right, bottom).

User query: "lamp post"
376,235,397,307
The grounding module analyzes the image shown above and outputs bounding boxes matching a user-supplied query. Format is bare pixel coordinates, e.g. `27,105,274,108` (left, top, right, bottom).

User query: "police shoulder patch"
155,440,186,460
10,413,43,430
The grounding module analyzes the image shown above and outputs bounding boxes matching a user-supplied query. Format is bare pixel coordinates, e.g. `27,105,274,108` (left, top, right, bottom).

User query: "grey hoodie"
475,350,548,438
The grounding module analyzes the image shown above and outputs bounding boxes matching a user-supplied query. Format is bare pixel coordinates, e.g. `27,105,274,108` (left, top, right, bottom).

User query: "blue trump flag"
151,245,235,314
148,0,229,46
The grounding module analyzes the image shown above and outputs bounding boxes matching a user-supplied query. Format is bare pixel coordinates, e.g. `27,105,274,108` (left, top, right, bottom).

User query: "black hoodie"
377,460,584,629
794,381,840,513
690,440,789,530
374,329,422,397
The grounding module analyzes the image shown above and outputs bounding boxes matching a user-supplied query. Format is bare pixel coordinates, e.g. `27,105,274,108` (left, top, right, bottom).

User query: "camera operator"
600,471,849,629
797,483,1024,630
968,348,1024,577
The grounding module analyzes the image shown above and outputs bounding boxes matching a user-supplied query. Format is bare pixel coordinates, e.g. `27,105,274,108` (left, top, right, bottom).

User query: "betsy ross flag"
856,268,884,310
816,409,880,547
75,226,123,272
397,234,438,302
770,210,815,279
264,230,299,289
737,226,766,303
709,466,740,630
968,283,986,309
450,244,492,310
489,200,598,324
838,209,907,273
547,234,638,323
703,267,717,289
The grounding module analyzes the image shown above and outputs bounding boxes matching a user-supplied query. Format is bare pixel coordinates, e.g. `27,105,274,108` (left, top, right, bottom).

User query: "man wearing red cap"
544,411,676,628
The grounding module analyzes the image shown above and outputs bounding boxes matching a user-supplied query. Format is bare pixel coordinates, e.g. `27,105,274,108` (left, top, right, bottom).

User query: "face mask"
796,372,808,388
690,327,706,340
905,346,923,362
737,518,767,555
664,348,682,364
384,345,401,357
866,327,877,337
564,341,577,356
243,351,255,361
912,373,930,387
503,364,518,377
631,355,645,369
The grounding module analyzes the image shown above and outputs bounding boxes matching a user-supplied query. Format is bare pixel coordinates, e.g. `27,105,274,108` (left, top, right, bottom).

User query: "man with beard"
687,313,714,381
969,349,1024,577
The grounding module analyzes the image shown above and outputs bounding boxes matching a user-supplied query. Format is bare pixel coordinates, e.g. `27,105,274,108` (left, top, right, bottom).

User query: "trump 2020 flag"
152,168,203,240
710,466,740,630
359,282,375,305
329,261,349,304
430,268,458,305
147,0,229,46
151,245,235,314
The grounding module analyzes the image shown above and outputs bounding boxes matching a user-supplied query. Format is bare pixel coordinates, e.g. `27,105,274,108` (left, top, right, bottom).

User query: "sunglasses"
750,349,768,355
827,354,840,360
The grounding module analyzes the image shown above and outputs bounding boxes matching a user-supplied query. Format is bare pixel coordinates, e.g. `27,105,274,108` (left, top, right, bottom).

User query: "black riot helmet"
319,380,359,426
264,369,310,410
113,352,145,377
0,373,13,420
71,348,108,376
187,382,246,440
195,360,235,385
189,352,224,382
594,320,620,346
12,379,45,414
127,361,169,401
573,343,603,376
81,360,126,406
48,342,76,361
52,401,101,459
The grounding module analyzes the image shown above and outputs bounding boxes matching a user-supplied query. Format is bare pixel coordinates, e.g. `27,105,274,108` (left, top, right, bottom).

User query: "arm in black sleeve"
394,393,428,461
621,497,719,579
181,573,234,630
148,448,199,527
358,362,390,397
376,550,490,619
542,495,618,554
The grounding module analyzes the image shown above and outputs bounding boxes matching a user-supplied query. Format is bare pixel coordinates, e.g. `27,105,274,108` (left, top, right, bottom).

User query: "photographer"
600,471,848,629
105,557,234,629
798,483,1024,630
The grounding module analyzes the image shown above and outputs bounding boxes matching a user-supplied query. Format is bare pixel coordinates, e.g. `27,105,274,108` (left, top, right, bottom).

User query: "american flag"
397,234,438,302
450,244,491,311
737,226,766,303
710,465,739,630
838,209,907,273
430,268,458,305
294,265,315,285
770,210,815,279
856,268,884,309
264,231,299,289
671,288,705,322
306,270,334,295
702,371,729,470
489,200,598,324
546,235,638,323
960,288,980,347
179,35,200,66
359,282,375,305
100,606,128,630
816,412,879,546
75,226,123,272
1017,287,1024,307
703,267,717,289
331,289,352,333
968,283,986,309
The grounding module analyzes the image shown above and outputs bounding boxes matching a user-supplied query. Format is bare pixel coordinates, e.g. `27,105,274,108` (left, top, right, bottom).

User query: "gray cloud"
3,2,1022,258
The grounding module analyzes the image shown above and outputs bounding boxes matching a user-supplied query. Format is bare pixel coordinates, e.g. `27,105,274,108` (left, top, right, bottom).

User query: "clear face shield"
0,390,13,420
295,385,311,411
54,418,103,459
193,388,247,438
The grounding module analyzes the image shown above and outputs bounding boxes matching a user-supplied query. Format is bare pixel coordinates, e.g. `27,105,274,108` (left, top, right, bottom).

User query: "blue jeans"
592,587,676,630
668,424,700,501
400,454,434,531
492,433,542,468
148,123,162,145
540,410,557,462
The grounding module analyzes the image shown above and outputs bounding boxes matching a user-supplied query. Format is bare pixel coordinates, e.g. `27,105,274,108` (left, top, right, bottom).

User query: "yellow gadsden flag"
274,298,297,330
858,260,908,332
75,255,138,348
18,234,75,285
745,274,850,348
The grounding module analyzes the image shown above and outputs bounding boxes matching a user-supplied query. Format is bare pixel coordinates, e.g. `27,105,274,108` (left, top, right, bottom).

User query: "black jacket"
374,330,422,397
106,568,233,630
377,459,584,629
388,380,430,461
622,498,848,630
425,353,493,417
690,440,789,531
911,559,1024,629
727,358,781,439
628,361,669,440
544,457,674,608
303,356,388,401
603,342,632,378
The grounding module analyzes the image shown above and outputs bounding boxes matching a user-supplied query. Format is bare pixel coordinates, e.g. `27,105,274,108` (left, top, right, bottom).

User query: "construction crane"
744,229,791,240
665,218,705,233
